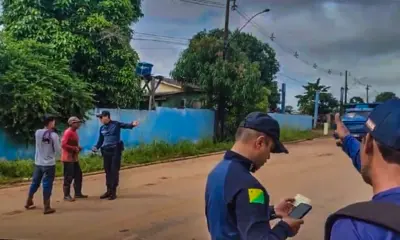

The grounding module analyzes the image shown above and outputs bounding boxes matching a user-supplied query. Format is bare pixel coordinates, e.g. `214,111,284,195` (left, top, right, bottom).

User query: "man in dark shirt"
92,110,139,200
205,112,304,240
326,99,400,239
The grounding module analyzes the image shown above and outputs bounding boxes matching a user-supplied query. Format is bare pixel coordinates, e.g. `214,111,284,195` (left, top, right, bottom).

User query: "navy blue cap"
364,99,400,150
240,112,288,154
96,110,111,118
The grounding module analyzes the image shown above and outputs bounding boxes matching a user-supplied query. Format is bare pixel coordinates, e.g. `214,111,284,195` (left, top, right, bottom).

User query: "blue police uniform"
95,111,135,198
205,112,293,240
328,99,400,239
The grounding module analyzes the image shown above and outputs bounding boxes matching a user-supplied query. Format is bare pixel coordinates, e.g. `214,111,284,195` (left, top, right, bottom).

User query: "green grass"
0,129,321,184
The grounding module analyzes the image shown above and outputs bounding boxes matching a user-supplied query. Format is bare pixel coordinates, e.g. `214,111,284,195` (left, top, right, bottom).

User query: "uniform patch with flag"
248,188,265,204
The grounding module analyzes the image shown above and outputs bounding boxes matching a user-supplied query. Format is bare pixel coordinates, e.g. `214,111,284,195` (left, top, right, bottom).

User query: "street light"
237,8,270,33
223,8,270,59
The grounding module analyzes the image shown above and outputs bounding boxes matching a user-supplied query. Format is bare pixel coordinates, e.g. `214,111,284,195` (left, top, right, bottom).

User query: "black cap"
96,110,111,118
240,112,288,154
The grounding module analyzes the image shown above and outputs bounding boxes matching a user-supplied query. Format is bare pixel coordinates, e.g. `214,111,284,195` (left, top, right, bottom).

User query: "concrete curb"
0,136,327,189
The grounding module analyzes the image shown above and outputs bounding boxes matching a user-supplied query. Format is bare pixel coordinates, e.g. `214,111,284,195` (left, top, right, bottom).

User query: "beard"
360,162,372,185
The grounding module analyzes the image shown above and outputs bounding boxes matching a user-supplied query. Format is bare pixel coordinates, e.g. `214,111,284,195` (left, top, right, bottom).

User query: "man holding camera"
92,111,139,200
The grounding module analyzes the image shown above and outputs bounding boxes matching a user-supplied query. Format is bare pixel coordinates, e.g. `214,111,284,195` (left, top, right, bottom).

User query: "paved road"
0,138,371,240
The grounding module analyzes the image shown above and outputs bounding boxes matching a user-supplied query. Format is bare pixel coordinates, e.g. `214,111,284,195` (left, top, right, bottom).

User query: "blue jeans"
28,165,56,200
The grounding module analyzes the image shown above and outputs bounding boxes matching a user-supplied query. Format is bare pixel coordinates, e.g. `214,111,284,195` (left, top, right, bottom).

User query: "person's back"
330,187,400,239
35,129,60,166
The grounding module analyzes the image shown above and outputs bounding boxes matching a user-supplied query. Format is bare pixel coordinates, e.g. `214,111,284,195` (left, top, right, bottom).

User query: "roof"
156,76,201,90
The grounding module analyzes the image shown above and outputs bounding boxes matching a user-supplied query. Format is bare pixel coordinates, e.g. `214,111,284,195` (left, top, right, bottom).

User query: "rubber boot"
100,188,111,199
63,186,75,202
43,199,56,215
24,196,35,210
108,187,117,201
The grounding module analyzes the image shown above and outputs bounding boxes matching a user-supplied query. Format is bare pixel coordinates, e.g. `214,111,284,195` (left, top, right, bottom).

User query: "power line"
178,0,224,8
134,31,190,41
132,38,188,46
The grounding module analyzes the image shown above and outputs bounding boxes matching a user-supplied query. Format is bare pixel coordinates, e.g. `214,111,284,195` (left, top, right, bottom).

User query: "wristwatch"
269,205,278,220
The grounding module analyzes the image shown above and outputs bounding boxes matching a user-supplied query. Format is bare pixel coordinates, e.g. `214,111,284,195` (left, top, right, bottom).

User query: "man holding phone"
92,111,139,200
205,112,305,240
325,99,400,239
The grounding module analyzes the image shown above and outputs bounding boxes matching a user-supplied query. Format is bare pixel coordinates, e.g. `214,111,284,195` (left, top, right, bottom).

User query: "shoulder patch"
248,188,265,204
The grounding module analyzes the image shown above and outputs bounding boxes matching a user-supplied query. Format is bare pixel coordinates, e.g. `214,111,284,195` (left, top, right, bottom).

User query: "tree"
1,0,143,108
0,36,93,141
375,92,397,102
171,29,279,139
295,78,339,115
285,105,294,114
350,96,364,104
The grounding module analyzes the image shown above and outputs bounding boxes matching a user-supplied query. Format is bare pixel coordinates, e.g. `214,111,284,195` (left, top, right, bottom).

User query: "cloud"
132,0,400,107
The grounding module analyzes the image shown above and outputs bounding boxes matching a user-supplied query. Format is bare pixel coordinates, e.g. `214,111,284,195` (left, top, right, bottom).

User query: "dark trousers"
28,165,56,200
101,147,122,190
63,162,83,195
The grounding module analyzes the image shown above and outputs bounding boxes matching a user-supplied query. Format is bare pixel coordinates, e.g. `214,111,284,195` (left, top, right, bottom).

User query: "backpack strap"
325,201,400,240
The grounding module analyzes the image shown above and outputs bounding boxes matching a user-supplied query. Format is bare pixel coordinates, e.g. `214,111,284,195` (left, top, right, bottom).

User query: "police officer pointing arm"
205,112,304,240
92,111,139,200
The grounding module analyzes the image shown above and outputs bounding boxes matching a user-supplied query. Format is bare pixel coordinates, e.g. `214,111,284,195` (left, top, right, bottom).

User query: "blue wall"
269,113,313,130
0,109,312,161
0,107,215,161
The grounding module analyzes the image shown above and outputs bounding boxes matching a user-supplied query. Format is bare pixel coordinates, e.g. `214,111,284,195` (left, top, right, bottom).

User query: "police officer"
205,112,304,240
92,111,139,200
325,99,400,239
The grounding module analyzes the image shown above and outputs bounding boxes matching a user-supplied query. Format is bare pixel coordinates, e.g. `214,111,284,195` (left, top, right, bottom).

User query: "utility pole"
344,70,348,104
340,87,344,115
281,83,286,113
313,91,320,129
222,0,231,60
366,85,370,103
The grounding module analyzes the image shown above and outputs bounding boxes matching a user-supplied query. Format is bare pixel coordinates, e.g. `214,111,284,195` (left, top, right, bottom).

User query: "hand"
282,217,304,237
274,198,295,217
132,120,139,127
74,146,80,152
78,146,83,152
92,146,98,152
334,113,350,143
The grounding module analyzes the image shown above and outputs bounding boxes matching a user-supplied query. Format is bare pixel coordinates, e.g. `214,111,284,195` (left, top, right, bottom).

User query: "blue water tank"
136,62,153,76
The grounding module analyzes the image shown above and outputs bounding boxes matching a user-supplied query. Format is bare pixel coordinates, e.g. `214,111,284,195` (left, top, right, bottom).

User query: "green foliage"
295,78,339,115
285,105,294,114
1,0,143,108
349,96,364,104
0,129,320,183
171,29,279,139
375,91,397,103
0,36,93,141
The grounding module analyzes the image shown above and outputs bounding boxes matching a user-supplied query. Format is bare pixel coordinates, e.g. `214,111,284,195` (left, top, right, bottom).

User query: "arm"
95,128,104,149
51,133,62,156
330,219,361,240
118,121,135,129
341,135,362,172
235,188,291,240
61,131,77,152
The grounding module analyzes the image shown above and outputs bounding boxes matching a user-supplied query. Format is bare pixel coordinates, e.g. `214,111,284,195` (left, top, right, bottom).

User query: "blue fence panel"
269,113,313,130
0,107,215,161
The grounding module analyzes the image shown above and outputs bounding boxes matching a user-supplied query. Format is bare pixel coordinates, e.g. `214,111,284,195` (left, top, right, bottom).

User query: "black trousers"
63,162,83,195
101,147,122,189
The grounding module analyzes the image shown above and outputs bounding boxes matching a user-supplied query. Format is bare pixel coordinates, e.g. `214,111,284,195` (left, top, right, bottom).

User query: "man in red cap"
61,116,88,201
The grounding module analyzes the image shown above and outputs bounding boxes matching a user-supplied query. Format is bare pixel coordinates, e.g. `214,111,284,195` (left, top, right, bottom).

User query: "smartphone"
293,194,311,207
289,203,312,219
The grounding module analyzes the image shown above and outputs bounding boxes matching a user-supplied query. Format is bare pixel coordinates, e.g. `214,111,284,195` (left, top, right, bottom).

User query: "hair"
43,116,55,126
235,127,264,143
377,142,400,165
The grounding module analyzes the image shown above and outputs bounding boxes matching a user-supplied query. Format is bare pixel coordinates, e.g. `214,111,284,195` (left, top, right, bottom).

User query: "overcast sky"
133,0,400,108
